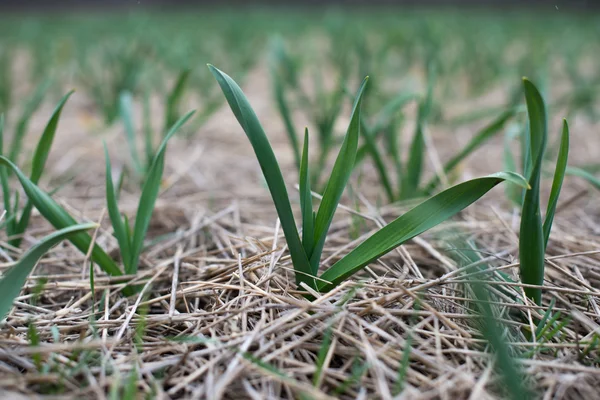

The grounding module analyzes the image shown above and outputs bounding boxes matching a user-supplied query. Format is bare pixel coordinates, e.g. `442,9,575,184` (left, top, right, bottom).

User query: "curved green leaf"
310,77,368,273
318,172,528,291
0,156,122,278
519,78,548,305
543,119,569,247
566,166,600,190
208,64,313,287
423,108,516,194
104,144,131,272
128,110,195,274
12,91,74,248
119,91,143,176
0,223,97,320
165,69,191,130
299,128,314,257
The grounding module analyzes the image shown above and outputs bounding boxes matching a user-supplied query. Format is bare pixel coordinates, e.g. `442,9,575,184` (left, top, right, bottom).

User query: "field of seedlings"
1,8,600,399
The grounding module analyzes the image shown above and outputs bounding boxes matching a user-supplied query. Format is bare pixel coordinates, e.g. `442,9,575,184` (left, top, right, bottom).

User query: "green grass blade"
142,88,154,169
208,64,313,287
272,67,300,170
468,279,530,400
9,80,52,164
0,115,13,233
310,77,369,273
104,144,131,272
503,123,523,206
165,69,191,130
360,119,394,203
423,109,515,194
371,92,418,133
12,91,74,247
566,166,600,190
318,172,528,291
128,111,195,275
519,78,548,306
0,156,122,278
299,128,315,259
0,223,96,320
400,65,434,199
119,91,143,176
542,120,569,247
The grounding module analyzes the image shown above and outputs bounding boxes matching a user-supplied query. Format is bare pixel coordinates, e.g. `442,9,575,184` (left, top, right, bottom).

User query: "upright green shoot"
519,78,569,305
105,111,195,275
1,91,74,248
210,65,528,292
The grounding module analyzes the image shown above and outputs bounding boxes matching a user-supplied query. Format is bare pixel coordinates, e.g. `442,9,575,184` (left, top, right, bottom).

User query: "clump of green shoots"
359,63,518,203
119,68,192,183
105,110,195,276
269,38,350,189
519,78,569,305
0,91,72,248
210,65,528,292
78,43,144,125
0,106,193,294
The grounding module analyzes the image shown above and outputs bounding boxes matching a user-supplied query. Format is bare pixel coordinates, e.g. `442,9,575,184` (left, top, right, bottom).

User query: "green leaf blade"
519,78,548,305
542,119,569,247
208,64,313,288
0,223,97,320
310,77,369,272
299,128,315,261
104,144,132,272
0,156,122,278
318,172,528,291
128,111,195,275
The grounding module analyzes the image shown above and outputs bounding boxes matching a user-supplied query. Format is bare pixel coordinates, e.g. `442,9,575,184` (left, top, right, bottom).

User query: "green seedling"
359,65,518,203
9,80,52,165
164,68,191,130
119,68,192,183
270,38,349,189
0,91,73,248
519,78,569,305
210,65,528,292
105,110,195,275
79,43,143,125
0,223,97,320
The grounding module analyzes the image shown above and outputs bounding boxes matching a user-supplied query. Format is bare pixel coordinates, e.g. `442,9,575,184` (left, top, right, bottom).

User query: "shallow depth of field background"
1,1,599,399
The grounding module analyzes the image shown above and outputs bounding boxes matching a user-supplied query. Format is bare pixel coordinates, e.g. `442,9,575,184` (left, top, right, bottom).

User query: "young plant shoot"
519,78,569,305
210,65,529,293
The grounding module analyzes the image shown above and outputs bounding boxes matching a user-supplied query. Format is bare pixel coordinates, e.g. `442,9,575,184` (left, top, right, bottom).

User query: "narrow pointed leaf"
519,78,548,305
119,91,143,176
128,111,195,275
566,166,600,190
299,128,314,260
165,69,191,130
542,120,569,247
360,119,394,203
423,108,515,194
9,80,52,164
208,64,314,287
104,144,132,271
272,68,300,170
12,91,74,247
310,77,369,272
0,223,97,320
0,156,122,278
318,172,529,291
400,64,434,199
